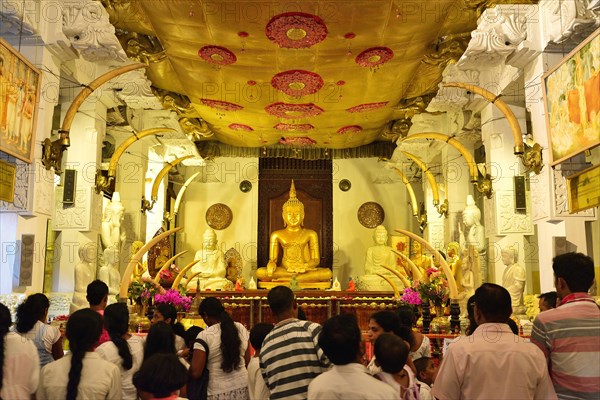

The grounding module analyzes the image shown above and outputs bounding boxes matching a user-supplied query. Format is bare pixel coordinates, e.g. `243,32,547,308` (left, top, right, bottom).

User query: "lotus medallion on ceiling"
103,0,507,149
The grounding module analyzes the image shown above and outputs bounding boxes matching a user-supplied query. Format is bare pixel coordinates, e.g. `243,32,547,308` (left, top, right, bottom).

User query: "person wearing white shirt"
96,303,144,400
37,309,121,400
413,356,439,400
1,303,40,399
308,314,397,400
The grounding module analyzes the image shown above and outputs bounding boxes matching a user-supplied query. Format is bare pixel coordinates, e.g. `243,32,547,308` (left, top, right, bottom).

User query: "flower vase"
431,305,450,334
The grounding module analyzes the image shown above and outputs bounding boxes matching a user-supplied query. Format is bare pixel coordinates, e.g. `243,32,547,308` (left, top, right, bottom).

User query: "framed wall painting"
542,28,600,166
0,38,41,164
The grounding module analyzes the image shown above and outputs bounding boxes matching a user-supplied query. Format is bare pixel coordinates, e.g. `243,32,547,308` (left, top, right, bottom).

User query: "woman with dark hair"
15,293,63,367
396,305,431,360
151,303,187,352
144,321,189,369
0,302,40,399
37,308,121,399
366,311,402,374
190,297,250,400
96,303,144,399
133,353,188,400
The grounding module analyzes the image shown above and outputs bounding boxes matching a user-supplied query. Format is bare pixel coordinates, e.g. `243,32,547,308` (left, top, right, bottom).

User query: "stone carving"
105,69,162,110
0,0,37,36
54,186,92,231
71,242,97,313
495,191,534,234
32,161,55,216
98,246,120,304
428,65,480,113
0,159,31,213
530,168,550,221
456,6,528,69
62,0,128,62
501,245,526,315
544,0,600,45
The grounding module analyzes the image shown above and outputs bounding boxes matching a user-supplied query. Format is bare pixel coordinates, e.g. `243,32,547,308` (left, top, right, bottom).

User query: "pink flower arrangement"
416,268,449,306
154,289,192,313
400,287,422,306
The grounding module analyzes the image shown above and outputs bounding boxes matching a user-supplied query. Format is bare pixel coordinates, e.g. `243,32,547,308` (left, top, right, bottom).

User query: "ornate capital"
62,0,127,62
0,0,37,36
105,69,162,110
542,0,600,47
428,65,479,113
456,6,529,69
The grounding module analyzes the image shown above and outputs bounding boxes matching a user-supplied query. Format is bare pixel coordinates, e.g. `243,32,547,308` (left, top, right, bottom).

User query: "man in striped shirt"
259,286,330,400
531,252,600,400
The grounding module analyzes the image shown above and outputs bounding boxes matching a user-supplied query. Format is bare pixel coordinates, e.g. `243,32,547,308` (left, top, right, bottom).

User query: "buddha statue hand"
267,260,277,277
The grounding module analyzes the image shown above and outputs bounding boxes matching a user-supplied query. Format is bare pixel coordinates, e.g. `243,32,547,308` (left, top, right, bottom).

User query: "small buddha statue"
459,248,475,318
98,246,121,305
186,228,233,291
130,240,147,283
446,242,463,292
256,180,332,286
410,240,433,277
501,246,526,315
359,225,405,291
71,242,97,313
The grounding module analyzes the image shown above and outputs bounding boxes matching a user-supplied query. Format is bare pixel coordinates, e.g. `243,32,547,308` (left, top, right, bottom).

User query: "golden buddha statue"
256,181,332,288
446,242,462,292
410,240,433,278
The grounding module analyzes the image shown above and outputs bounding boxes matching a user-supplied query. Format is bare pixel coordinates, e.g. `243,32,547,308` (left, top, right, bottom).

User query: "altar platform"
185,290,398,331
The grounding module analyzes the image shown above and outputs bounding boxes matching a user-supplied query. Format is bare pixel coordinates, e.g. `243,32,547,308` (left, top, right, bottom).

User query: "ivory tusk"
401,151,441,206
172,259,201,289
151,156,194,202
61,63,147,134
108,128,176,179
390,249,423,283
443,82,524,154
389,166,419,216
173,172,201,218
380,264,412,289
119,227,183,300
153,250,188,284
376,273,400,299
394,228,458,299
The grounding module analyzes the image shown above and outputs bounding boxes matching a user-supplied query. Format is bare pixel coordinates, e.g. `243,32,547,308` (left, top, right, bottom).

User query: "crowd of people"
0,251,598,399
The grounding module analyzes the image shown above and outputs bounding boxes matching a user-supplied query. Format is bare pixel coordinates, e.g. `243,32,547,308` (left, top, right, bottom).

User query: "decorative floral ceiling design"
103,0,500,149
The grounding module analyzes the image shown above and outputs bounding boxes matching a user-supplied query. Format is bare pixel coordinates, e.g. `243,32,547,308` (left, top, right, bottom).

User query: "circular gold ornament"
206,203,233,230
286,28,308,40
357,202,385,228
288,82,306,90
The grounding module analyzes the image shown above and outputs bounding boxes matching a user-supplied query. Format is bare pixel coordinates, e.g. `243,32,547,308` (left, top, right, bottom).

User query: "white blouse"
96,335,145,400
1,332,40,399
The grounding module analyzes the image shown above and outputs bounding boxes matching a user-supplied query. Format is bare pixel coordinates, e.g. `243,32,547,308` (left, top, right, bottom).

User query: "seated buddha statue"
359,225,405,291
186,228,233,291
410,240,433,278
256,181,332,287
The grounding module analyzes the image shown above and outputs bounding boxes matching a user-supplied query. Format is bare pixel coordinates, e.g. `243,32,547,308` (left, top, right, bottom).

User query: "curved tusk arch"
376,273,400,298
389,166,419,216
153,250,188,284
394,228,458,299
151,156,194,202
401,151,441,206
61,63,147,136
390,249,423,283
443,82,524,154
173,171,201,219
172,259,201,289
108,128,176,179
380,264,412,289
119,227,183,300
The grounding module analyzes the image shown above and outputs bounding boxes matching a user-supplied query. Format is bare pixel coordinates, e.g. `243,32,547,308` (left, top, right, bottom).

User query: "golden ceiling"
102,0,517,149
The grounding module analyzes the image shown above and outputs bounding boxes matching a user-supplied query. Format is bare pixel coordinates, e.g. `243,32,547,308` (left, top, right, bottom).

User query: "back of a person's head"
413,357,432,380
466,294,477,335
16,293,49,333
145,321,176,360
0,303,11,393
86,280,109,306
370,310,401,336
250,323,273,352
395,305,417,345
552,252,595,293
267,286,294,316
198,297,225,319
104,303,133,370
538,291,558,309
319,314,361,365
184,326,203,348
374,333,409,374
66,309,103,400
133,353,187,398
156,303,177,324
474,283,512,322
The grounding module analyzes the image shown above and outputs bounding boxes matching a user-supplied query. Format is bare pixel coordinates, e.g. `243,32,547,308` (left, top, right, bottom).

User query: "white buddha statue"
70,242,97,313
186,228,232,291
460,195,487,284
501,246,526,315
101,192,125,256
359,225,406,291
98,246,121,304
459,247,476,318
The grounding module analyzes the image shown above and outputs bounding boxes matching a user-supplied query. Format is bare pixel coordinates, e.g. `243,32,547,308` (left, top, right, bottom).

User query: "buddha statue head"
282,180,304,228
501,246,517,266
462,195,481,228
373,225,389,245
202,228,218,251
78,242,97,264
446,242,460,260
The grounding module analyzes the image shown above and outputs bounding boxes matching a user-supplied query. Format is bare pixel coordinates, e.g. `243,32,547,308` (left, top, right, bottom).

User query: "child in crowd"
247,323,273,400
133,353,188,400
374,333,420,400
413,357,438,400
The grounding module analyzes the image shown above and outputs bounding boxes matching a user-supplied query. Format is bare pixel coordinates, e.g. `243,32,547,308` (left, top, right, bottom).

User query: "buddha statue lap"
359,225,405,291
256,181,332,288
186,228,233,291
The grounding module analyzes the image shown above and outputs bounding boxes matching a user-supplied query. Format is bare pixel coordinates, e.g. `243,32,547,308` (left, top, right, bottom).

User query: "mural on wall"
543,28,600,165
0,38,40,164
